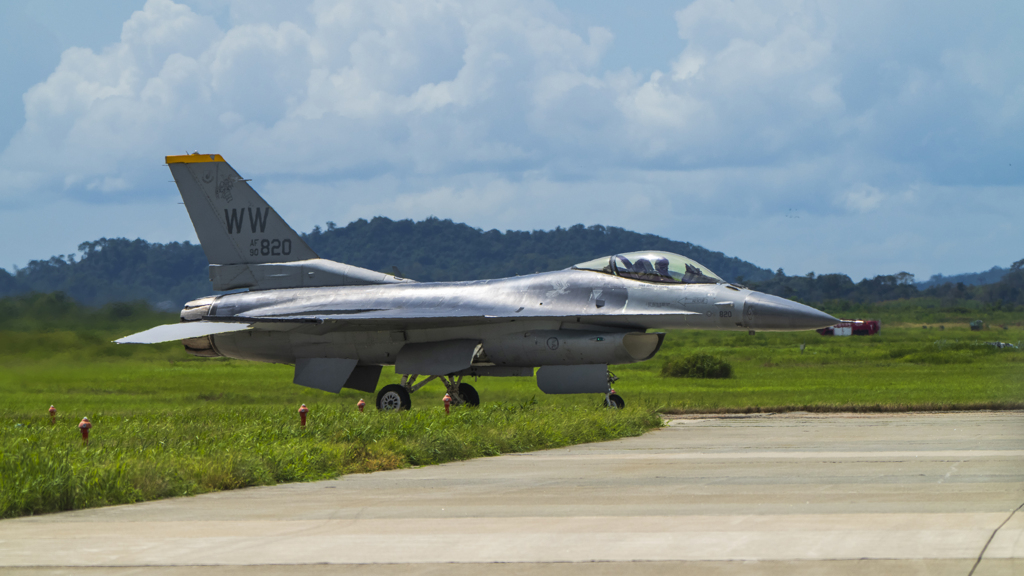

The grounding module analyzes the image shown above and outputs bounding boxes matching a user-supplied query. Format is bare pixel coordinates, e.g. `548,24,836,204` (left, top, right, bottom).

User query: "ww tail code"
225,207,270,234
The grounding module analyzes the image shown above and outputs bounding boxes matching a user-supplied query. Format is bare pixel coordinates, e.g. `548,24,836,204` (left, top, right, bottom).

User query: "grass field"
1,317,1022,519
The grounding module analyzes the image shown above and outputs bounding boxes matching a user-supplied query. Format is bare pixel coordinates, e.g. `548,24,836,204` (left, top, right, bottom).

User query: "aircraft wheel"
605,394,625,409
458,383,480,407
377,384,412,411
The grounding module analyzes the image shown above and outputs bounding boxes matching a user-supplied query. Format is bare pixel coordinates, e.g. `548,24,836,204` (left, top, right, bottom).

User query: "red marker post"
442,393,451,414
357,399,365,413
48,405,56,425
298,404,309,427
78,417,91,445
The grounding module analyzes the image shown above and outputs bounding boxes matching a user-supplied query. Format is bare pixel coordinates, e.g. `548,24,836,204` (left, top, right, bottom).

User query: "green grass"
630,325,1024,413
1,321,1022,519
0,403,658,519
0,328,663,519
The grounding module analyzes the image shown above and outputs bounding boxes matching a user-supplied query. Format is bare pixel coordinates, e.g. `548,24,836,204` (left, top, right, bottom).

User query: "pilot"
654,257,670,280
633,258,655,279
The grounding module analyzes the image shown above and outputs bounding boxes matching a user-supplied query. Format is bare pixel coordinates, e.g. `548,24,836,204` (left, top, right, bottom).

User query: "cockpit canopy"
572,251,724,285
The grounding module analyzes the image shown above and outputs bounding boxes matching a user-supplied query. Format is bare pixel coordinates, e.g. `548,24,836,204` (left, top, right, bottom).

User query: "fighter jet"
118,153,838,410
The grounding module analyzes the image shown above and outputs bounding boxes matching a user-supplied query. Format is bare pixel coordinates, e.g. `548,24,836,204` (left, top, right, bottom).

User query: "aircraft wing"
115,321,253,344
197,309,510,331
118,306,705,343
198,307,702,331
226,308,702,322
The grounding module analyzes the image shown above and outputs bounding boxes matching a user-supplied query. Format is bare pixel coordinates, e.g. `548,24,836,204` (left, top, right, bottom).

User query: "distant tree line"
0,291,174,332
916,266,1009,289
744,260,1024,310
0,238,211,309
0,216,1020,311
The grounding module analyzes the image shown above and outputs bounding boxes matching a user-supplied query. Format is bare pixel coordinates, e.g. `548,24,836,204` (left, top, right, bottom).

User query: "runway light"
298,404,309,427
357,399,365,413
48,405,56,425
443,393,451,414
78,417,91,445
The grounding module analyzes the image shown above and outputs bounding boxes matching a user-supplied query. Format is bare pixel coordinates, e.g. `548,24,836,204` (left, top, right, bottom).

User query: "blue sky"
1,0,1021,281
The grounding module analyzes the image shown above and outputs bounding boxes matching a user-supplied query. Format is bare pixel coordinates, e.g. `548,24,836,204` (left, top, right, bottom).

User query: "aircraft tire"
458,383,480,407
377,384,412,411
605,394,625,409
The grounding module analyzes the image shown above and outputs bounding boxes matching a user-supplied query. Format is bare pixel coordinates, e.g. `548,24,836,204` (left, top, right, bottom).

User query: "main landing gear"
376,384,411,411
376,374,480,411
375,369,624,411
604,370,625,409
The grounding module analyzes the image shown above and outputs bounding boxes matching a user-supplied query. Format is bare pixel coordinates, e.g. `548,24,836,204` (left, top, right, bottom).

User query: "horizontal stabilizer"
115,321,252,344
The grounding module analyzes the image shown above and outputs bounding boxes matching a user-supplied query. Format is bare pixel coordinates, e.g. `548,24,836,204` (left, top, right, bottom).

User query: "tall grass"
2,312,1022,519
0,403,660,518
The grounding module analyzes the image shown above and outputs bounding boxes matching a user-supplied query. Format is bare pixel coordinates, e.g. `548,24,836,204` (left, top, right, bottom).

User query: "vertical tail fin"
167,153,317,265
167,153,412,291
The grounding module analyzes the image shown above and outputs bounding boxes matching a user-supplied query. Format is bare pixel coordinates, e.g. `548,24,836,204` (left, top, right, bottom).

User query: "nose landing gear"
604,370,624,409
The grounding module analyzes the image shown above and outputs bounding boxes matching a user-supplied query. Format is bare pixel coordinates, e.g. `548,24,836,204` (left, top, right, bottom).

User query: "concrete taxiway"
1,411,1022,575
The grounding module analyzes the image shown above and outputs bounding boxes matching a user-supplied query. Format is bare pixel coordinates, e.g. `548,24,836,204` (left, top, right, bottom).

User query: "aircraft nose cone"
743,292,838,331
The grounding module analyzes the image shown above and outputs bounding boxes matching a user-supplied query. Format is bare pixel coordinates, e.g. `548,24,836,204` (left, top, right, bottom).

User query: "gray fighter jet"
118,153,838,410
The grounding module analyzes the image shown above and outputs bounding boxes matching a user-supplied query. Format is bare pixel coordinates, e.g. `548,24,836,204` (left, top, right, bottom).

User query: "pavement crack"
967,500,1024,576
938,459,963,484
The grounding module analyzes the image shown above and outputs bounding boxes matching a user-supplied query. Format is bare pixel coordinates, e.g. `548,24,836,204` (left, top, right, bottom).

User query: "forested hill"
916,266,1009,289
2,216,1019,310
0,217,773,308
303,218,772,284
0,239,212,310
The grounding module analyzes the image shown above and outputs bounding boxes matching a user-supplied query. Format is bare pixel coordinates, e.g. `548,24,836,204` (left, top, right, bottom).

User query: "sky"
0,0,1021,281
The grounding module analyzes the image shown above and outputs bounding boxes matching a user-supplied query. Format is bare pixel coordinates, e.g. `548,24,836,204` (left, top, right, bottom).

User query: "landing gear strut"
604,370,624,409
376,374,480,411
440,375,480,407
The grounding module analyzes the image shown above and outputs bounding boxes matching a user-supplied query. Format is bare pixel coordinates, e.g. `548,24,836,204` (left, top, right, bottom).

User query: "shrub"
661,353,733,379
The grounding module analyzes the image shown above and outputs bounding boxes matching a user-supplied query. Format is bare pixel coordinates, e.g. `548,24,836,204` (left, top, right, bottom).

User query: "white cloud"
121,0,222,74
839,183,883,213
0,0,1021,280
